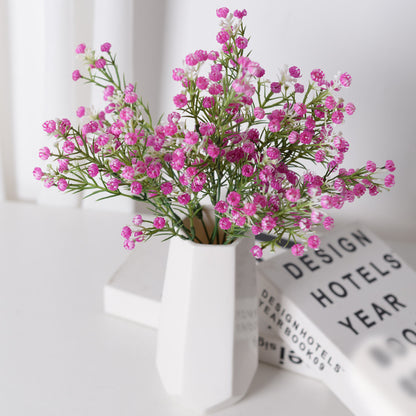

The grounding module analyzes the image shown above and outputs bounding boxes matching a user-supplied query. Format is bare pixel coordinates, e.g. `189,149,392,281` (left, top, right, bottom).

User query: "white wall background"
1,0,415,242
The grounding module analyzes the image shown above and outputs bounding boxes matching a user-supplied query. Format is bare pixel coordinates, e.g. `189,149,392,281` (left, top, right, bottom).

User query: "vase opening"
182,205,226,244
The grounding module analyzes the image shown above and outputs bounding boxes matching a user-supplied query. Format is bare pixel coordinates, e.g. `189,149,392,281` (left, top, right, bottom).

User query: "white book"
257,224,416,416
103,235,317,379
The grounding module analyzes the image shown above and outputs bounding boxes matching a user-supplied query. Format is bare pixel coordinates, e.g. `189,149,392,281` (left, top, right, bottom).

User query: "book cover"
257,224,416,415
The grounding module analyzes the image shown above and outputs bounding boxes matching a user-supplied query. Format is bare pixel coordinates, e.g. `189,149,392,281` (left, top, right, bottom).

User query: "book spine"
258,331,318,379
257,271,377,416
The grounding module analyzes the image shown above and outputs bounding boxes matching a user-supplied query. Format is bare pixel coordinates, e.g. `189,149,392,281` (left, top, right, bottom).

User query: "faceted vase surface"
156,234,258,413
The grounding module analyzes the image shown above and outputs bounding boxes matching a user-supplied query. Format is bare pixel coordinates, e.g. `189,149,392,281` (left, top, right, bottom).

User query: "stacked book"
104,224,416,415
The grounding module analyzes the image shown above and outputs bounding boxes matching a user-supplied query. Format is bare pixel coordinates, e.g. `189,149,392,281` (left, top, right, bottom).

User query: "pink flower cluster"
34,8,396,256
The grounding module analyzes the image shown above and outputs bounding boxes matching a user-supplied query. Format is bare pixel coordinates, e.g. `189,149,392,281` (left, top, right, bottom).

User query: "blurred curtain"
0,0,165,211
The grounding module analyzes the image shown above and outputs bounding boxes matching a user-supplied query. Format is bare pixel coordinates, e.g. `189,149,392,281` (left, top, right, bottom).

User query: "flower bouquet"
34,6,396,412
35,8,395,257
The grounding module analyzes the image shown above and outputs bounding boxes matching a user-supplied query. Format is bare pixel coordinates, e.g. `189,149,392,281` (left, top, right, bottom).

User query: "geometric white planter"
156,234,258,413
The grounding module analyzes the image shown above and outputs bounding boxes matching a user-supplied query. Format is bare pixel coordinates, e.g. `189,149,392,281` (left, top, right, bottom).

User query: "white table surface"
1,201,413,416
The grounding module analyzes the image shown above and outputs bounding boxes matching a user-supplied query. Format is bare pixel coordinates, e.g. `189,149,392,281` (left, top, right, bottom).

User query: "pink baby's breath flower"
57,160,69,174
171,148,185,171
323,216,334,230
261,215,277,232
294,83,304,93
75,43,86,54
124,92,138,104
243,202,256,216
184,131,199,145
107,178,121,191
250,245,263,259
321,195,333,209
42,120,56,134
125,132,138,145
105,103,116,113
288,131,299,144
121,226,132,239
251,224,262,235
270,82,281,94
216,7,229,18
172,68,184,81
62,140,75,154
207,50,219,61
199,122,216,136
216,29,230,44
242,141,255,154
57,178,68,192
109,159,122,173
215,201,228,214
95,58,106,69
311,210,324,224
132,214,143,226
76,106,85,118
120,107,134,121
88,163,99,177
385,174,395,188
311,69,325,83
385,160,396,172
369,185,379,196
185,53,198,66
203,96,215,109
299,130,312,145
286,188,301,203
207,143,220,159
173,93,188,108
178,193,191,205
266,147,281,160
194,49,208,62
122,166,135,181
124,239,135,250
101,42,111,52
33,167,43,180
248,61,265,78
160,182,173,195
315,149,325,163
43,177,54,188
291,244,304,257
345,103,356,115
353,183,366,197
196,76,209,90
147,162,161,178
268,119,281,133
307,235,321,250
38,147,50,160
233,9,247,19
242,164,254,177
289,66,301,78
72,70,81,81
366,161,377,173
209,83,224,96
331,111,344,124
154,217,166,229
340,72,352,87
236,36,248,49
125,83,134,93
227,191,241,207
219,217,232,230
325,96,337,110
104,85,115,100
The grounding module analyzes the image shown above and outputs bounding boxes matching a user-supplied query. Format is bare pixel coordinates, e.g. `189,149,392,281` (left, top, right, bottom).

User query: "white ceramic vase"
156,233,258,413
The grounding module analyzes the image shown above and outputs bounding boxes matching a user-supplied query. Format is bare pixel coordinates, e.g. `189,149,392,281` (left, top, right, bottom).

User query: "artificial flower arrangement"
34,7,395,258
